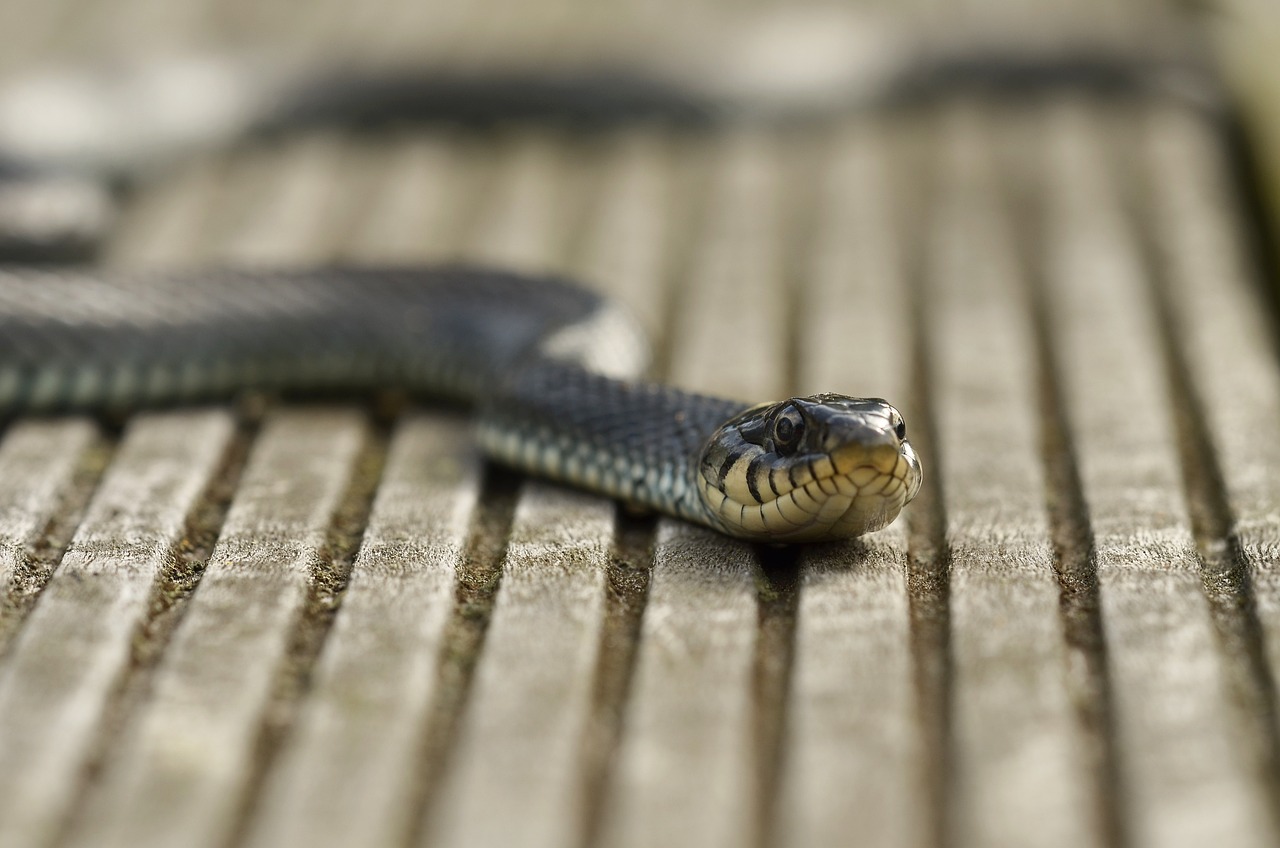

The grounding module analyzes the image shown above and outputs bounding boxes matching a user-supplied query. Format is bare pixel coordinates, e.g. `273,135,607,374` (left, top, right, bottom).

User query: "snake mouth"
758,439,921,542
698,429,922,543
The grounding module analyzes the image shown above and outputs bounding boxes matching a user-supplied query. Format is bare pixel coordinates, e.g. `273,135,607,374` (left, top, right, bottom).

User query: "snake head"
696,394,922,543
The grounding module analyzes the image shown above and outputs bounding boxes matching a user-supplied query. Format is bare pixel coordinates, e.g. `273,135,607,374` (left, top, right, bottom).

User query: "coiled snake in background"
0,40,1207,541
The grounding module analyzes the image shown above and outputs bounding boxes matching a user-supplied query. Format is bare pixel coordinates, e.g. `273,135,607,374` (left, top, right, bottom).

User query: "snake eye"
771,407,805,455
887,408,906,440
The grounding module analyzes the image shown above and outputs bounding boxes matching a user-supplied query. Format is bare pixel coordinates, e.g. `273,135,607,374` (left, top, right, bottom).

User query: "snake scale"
1,35,1198,541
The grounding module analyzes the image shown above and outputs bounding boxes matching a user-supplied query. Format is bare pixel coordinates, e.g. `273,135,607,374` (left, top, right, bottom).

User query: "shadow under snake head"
697,394,922,543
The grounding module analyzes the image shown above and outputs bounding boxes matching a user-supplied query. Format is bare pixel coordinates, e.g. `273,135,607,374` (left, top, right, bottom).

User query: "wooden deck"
2,2,1280,848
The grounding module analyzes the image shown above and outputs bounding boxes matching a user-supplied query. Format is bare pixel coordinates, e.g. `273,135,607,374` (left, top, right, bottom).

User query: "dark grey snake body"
0,266,918,541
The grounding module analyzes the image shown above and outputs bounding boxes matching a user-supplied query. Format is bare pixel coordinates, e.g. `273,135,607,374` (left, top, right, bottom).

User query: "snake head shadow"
696,394,922,543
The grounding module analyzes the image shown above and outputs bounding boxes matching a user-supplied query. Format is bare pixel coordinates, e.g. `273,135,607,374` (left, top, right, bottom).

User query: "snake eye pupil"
895,419,907,440
772,409,804,453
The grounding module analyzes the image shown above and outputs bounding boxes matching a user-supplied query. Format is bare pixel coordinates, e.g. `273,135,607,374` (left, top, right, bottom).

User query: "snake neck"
474,359,746,526
0,265,753,532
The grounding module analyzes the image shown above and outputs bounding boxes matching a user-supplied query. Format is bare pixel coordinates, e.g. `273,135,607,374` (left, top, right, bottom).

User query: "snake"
0,31,1208,542
0,266,921,543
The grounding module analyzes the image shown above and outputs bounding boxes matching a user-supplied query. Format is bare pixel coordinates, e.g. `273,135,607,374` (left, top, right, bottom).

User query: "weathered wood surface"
777,124,919,848
926,109,1093,848
3,2,1280,848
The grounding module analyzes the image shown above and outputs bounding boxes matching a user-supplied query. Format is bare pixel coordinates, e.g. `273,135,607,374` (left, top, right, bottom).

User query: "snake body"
0,266,921,542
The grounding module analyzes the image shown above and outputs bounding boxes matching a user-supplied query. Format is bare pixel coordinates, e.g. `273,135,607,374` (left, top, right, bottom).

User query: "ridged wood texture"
1,2,1278,847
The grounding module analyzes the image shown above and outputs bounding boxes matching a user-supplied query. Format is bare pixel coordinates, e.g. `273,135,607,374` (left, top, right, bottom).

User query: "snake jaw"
697,393,923,542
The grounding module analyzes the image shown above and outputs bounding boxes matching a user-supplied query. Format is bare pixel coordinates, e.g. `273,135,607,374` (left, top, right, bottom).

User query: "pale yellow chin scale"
700,440,922,543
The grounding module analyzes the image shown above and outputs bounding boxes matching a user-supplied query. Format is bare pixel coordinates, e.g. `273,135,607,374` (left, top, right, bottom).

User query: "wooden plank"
66,409,372,848
237,136,477,848
424,481,614,848
597,132,783,848
598,524,762,848
460,135,579,272
0,410,238,848
928,107,1095,848
575,133,671,335
1038,103,1276,848
774,122,920,848
663,132,787,402
237,413,477,848
421,134,616,848
1142,104,1280,811
574,133,676,844
105,158,227,267
0,419,101,647
339,136,476,264
215,134,360,266
64,138,379,848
